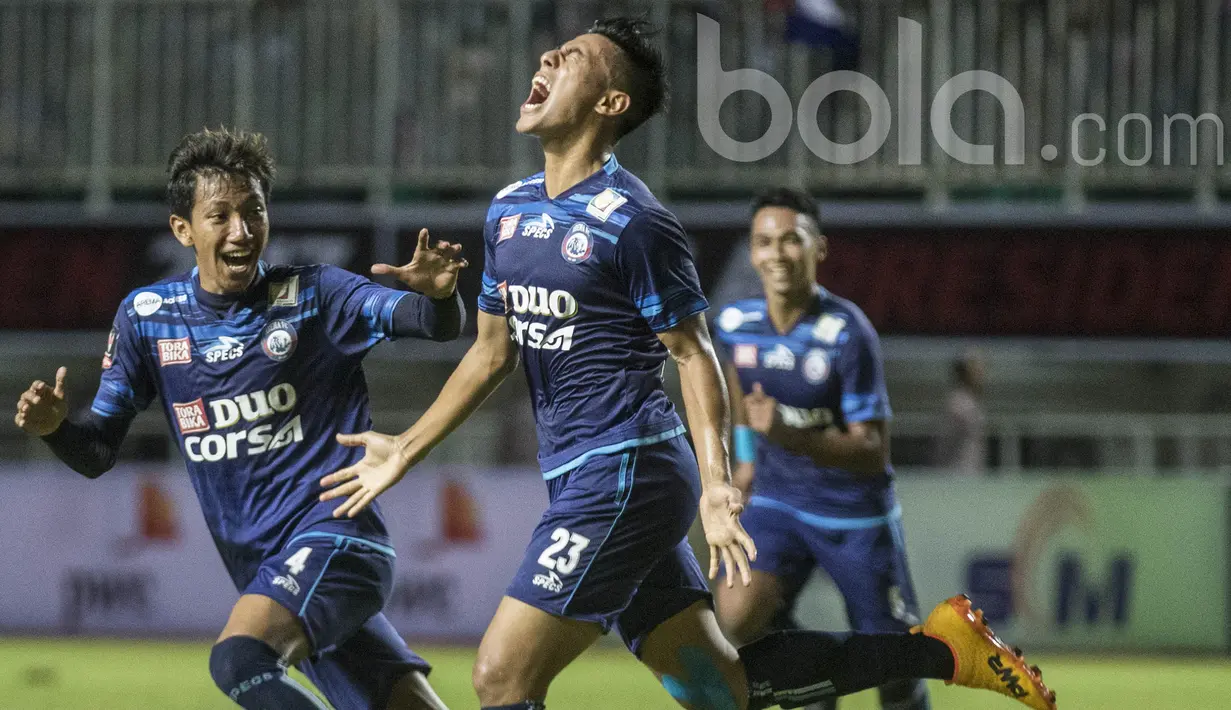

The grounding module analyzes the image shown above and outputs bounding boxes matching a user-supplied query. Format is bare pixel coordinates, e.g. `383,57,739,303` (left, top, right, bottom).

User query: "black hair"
166,127,275,220
752,187,822,227
587,17,668,141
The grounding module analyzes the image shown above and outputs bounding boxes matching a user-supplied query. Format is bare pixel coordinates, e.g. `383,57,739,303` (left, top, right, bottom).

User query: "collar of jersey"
533,152,620,202
190,261,269,318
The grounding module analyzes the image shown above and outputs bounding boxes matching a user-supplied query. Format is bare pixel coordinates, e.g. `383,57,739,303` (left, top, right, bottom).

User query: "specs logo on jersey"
498,215,521,243
269,275,299,307
133,292,163,317
522,213,556,239
561,223,593,264
261,320,297,362
777,404,834,429
812,314,848,345
203,336,246,364
733,344,758,368
762,344,796,371
802,349,830,384
585,188,628,222
157,337,192,367
178,383,304,462
102,326,118,370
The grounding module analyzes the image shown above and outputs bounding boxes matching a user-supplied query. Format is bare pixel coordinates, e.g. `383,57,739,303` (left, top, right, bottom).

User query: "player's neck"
540,133,610,199
765,288,813,335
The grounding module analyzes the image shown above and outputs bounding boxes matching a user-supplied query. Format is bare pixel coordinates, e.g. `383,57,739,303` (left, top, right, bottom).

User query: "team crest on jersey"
585,188,628,222
269,275,299,307
134,292,163,317
157,337,192,366
261,320,298,362
172,398,210,434
802,349,830,384
522,213,556,239
561,223,593,264
733,344,758,368
762,344,796,371
102,326,118,369
498,215,521,243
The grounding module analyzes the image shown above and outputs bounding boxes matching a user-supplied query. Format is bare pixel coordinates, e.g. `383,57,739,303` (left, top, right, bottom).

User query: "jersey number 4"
537,528,591,575
285,546,313,576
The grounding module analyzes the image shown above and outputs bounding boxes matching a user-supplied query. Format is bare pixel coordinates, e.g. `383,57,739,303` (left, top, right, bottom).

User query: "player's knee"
209,636,283,701
714,595,766,645
716,605,761,646
472,651,517,704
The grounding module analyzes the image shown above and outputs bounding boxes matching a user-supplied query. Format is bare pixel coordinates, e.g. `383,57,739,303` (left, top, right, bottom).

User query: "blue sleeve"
837,315,892,423
477,210,506,316
91,304,156,422
316,265,408,356
615,210,709,332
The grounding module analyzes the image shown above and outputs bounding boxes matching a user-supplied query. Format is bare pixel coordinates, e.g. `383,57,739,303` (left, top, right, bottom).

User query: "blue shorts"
744,496,922,632
246,531,431,709
506,435,711,655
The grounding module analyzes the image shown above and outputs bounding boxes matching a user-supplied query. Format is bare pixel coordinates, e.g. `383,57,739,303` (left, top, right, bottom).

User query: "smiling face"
169,171,269,294
749,205,826,299
516,32,630,141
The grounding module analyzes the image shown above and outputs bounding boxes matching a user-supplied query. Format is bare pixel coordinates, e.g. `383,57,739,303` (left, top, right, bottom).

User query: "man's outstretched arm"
320,310,518,517
16,367,131,479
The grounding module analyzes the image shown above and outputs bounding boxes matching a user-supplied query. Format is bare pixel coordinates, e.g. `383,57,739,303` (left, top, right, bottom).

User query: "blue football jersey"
92,262,406,586
477,154,709,479
713,288,897,518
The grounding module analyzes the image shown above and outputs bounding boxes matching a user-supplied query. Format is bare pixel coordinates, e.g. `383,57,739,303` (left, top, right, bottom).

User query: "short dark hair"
752,187,821,226
166,127,275,220
588,17,668,141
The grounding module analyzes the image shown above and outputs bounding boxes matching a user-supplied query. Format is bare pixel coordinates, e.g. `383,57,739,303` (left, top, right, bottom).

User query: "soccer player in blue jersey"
319,18,1057,710
711,188,929,710
14,128,463,710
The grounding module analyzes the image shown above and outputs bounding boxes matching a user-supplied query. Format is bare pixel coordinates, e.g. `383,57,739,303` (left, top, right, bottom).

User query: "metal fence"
0,0,1226,207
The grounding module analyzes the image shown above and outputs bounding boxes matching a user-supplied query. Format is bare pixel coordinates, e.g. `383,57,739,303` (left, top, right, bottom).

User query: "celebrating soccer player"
319,18,1057,710
14,128,463,710
711,188,931,710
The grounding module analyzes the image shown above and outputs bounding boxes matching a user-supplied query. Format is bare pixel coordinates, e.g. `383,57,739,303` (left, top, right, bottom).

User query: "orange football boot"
913,594,1057,710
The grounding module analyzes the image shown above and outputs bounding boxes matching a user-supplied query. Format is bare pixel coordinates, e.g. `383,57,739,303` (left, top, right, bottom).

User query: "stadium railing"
0,0,1225,207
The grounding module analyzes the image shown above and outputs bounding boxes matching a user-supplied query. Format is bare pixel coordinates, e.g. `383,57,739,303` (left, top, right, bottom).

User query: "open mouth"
522,74,551,110
220,249,255,272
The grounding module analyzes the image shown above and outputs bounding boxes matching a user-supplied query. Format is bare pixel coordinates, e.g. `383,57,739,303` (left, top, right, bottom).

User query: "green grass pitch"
1,639,1228,709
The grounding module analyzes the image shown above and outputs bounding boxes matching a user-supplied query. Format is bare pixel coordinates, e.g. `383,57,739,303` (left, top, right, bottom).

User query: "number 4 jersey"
93,262,407,586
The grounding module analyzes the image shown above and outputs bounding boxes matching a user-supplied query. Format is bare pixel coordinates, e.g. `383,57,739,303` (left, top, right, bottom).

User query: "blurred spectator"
936,350,988,475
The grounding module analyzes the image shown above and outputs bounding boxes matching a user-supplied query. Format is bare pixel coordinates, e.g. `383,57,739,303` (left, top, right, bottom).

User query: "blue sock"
209,636,329,709
481,704,546,710
740,631,953,710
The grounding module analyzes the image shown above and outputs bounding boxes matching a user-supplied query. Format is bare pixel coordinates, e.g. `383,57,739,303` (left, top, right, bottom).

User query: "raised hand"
699,482,758,588
319,431,413,518
371,228,468,299
15,367,69,436
743,382,780,438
